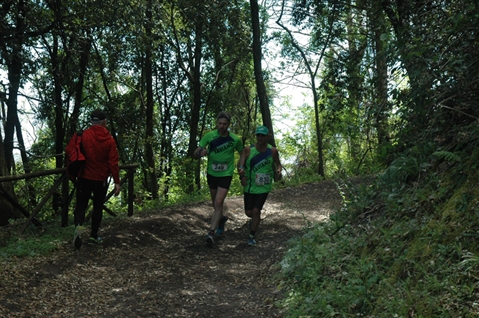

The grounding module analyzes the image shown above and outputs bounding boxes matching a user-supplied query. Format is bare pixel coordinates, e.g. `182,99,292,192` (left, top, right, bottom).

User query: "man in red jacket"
66,110,121,249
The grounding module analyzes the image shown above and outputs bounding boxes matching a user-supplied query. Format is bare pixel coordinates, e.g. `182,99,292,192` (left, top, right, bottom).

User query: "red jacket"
66,125,120,183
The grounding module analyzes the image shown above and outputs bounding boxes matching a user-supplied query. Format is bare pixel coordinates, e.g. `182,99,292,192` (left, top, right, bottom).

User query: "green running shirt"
244,144,274,194
199,130,243,177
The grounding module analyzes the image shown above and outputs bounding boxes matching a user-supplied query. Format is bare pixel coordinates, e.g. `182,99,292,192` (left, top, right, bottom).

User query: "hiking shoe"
73,225,85,249
216,215,229,235
247,235,256,246
205,234,215,245
87,237,103,245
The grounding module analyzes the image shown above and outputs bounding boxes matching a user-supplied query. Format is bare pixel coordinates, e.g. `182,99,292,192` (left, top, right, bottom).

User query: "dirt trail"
0,181,341,318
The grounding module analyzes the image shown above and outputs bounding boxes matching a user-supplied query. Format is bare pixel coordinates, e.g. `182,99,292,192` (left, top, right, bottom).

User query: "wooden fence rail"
0,164,138,233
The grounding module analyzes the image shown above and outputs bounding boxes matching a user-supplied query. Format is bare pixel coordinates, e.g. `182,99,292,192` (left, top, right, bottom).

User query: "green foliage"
2,0,479,314
1,235,61,258
432,151,461,164
277,138,479,316
279,169,324,190
0,221,72,258
278,222,383,317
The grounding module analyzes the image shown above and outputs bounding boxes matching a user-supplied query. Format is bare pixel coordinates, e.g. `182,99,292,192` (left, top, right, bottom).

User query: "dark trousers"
74,178,108,238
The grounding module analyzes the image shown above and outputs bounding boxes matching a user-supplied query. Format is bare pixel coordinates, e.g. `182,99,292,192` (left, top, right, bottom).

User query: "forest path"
0,181,342,317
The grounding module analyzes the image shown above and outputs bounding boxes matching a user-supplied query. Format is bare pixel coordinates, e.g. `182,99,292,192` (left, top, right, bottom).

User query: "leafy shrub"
276,147,479,317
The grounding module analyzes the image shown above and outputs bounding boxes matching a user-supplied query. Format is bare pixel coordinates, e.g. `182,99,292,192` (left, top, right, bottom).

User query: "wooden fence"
0,164,138,233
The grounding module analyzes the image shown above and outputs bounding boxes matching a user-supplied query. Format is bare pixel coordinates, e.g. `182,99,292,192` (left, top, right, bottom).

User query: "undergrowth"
277,142,479,317
0,221,73,258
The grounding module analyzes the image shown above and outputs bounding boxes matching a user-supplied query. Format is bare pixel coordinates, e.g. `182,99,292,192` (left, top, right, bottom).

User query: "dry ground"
0,180,342,318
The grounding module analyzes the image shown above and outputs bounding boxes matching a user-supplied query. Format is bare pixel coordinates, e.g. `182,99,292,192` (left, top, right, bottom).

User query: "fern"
381,155,420,184
432,151,461,164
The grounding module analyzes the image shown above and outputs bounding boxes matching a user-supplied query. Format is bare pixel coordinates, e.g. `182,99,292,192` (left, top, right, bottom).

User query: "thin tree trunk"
0,127,18,225
14,114,37,207
188,22,204,193
3,0,27,174
380,0,432,122
250,0,276,147
345,0,367,168
372,6,390,148
275,0,331,176
93,40,123,157
4,45,22,173
51,34,65,169
145,1,159,199
69,36,92,135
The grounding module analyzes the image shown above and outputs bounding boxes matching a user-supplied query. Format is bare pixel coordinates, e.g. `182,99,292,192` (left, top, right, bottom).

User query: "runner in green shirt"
237,126,282,246
195,111,243,245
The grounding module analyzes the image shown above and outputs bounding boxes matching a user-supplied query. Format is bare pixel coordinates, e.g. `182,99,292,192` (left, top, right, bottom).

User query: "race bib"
212,163,228,172
255,173,271,185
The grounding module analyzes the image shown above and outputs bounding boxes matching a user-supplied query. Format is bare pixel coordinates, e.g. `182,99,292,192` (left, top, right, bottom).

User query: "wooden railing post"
20,174,67,233
128,166,135,216
61,175,70,227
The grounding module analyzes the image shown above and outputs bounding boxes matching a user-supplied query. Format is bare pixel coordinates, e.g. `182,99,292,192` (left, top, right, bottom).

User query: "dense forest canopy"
1,0,478,226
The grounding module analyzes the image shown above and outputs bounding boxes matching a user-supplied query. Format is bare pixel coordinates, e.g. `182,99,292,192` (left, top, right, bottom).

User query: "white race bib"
212,163,228,172
255,173,271,185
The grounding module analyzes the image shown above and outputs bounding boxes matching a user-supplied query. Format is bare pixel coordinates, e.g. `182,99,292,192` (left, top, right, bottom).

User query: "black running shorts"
244,192,269,211
207,174,233,190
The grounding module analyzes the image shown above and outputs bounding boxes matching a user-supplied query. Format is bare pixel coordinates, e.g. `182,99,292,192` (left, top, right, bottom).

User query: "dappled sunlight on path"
0,180,342,317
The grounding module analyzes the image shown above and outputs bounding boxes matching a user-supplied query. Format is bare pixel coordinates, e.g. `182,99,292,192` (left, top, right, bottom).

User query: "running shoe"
216,215,229,235
87,237,103,245
247,234,256,246
73,225,85,249
205,233,215,245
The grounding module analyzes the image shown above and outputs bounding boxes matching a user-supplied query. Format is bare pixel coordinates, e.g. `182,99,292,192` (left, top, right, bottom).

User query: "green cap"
255,126,269,135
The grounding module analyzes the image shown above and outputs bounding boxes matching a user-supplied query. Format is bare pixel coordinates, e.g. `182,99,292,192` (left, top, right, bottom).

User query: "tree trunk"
157,46,178,200
4,45,22,173
70,36,92,136
275,0,330,176
372,5,390,149
380,0,432,123
345,0,367,171
0,126,18,225
187,22,204,193
2,0,27,174
250,0,276,147
145,2,159,199
14,113,37,208
50,34,66,170
311,81,325,177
